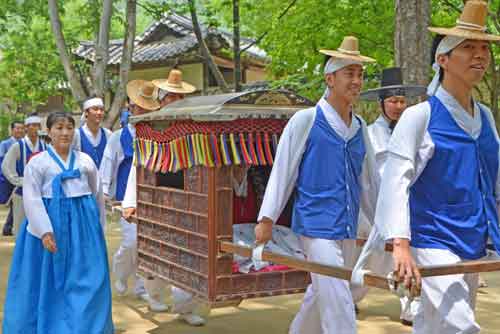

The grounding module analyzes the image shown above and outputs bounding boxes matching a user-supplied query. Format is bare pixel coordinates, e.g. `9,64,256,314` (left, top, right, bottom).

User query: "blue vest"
15,139,46,196
292,106,366,240
410,96,500,260
115,126,134,201
79,127,107,168
0,138,16,203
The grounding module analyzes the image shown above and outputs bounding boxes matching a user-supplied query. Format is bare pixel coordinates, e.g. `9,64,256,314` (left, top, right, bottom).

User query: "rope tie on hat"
336,48,361,56
456,19,487,32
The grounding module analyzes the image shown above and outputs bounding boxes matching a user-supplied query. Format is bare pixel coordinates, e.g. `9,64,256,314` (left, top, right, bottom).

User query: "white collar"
48,145,73,170
82,123,102,139
375,115,391,128
435,86,480,122
318,98,356,130
23,135,39,151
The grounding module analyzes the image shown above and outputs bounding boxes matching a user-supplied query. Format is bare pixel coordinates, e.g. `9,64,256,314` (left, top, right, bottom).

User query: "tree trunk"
93,0,113,97
188,0,229,92
47,0,88,104
489,51,500,127
104,0,136,128
233,0,242,92
394,0,431,85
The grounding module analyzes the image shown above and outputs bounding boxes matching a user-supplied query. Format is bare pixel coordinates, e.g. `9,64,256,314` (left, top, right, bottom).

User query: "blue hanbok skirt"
2,194,114,334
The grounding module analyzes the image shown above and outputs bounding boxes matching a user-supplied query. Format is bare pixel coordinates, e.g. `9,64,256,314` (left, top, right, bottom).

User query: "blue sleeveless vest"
0,138,15,203
410,96,500,260
15,139,46,195
292,106,366,240
115,126,134,201
79,127,107,168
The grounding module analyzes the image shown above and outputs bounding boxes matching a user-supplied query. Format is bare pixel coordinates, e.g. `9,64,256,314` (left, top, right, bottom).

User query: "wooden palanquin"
131,90,314,307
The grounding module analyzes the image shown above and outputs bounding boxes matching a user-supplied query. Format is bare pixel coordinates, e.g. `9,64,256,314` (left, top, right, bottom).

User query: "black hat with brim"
360,67,427,101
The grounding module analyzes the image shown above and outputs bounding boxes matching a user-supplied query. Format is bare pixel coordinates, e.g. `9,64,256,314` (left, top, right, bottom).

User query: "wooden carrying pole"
220,241,500,285
219,241,390,290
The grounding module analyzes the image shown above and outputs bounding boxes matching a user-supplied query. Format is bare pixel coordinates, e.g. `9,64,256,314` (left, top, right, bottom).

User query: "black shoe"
2,227,13,236
401,319,413,326
355,304,360,314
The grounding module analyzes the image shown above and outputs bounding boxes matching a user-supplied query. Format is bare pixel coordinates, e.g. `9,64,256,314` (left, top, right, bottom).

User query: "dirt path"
1,208,499,333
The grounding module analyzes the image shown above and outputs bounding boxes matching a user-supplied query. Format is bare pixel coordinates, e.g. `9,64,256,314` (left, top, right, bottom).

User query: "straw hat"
152,69,197,94
361,67,427,101
126,80,161,111
319,36,376,63
429,0,500,41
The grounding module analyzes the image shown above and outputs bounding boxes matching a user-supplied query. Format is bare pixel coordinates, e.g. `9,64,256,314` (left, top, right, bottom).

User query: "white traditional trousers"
144,277,199,314
412,247,480,334
289,237,357,334
113,217,145,294
12,193,25,236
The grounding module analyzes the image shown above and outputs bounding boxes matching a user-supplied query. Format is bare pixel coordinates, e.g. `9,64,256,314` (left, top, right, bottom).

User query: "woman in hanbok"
2,111,114,334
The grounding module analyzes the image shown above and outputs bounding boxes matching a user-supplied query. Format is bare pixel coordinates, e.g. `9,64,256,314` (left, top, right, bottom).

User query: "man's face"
129,103,150,116
438,39,491,88
26,123,40,138
383,96,407,122
326,64,364,103
160,92,185,108
85,106,105,126
11,123,25,139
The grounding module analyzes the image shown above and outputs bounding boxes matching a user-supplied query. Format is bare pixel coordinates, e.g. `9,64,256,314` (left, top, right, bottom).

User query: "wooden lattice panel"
136,165,310,307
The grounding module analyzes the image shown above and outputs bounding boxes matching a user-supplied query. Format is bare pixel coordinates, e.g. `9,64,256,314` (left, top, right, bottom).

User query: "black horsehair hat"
360,67,427,101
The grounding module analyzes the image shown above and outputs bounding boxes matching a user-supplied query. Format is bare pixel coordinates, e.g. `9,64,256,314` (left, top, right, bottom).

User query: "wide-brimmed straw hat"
319,36,376,63
152,69,197,94
429,0,500,41
126,80,161,111
361,67,427,101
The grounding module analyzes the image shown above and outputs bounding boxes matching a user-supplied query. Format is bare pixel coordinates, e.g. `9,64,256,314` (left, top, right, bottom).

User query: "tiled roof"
75,12,267,66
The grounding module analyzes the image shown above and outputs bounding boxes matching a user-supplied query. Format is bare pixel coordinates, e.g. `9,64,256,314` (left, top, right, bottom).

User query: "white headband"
83,97,104,111
25,116,42,125
427,36,466,96
323,57,363,98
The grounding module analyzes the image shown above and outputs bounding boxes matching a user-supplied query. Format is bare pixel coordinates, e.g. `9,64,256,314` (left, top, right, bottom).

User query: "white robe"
259,98,378,334
368,86,500,333
100,124,135,199
1,136,46,235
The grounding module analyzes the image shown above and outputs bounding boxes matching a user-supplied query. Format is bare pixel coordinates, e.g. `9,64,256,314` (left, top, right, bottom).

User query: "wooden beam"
419,260,500,277
219,241,391,291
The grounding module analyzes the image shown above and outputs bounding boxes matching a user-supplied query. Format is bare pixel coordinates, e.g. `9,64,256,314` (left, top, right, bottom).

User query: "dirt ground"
1,207,500,334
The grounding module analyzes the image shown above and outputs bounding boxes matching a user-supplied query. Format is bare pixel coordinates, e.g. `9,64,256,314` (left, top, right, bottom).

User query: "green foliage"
0,14,67,110
0,0,157,117
208,0,394,102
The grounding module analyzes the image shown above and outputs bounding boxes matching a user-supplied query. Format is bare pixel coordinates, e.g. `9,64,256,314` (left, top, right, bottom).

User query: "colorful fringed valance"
134,119,287,173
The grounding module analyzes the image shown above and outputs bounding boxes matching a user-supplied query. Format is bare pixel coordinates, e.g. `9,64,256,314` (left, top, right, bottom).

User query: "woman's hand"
42,232,58,253
393,238,421,295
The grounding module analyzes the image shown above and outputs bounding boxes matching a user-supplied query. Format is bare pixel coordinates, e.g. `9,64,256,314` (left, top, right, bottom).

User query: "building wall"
245,68,267,83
